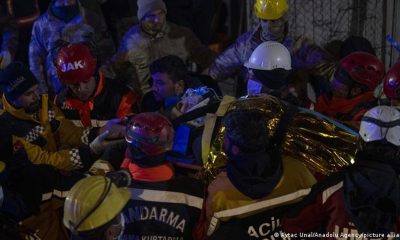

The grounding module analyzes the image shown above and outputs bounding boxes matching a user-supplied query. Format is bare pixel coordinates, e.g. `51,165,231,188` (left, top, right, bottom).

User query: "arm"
207,32,253,81
54,106,99,147
13,137,93,171
0,15,18,59
116,90,138,119
291,36,334,75
182,26,216,70
29,22,48,93
110,30,144,94
0,5,18,69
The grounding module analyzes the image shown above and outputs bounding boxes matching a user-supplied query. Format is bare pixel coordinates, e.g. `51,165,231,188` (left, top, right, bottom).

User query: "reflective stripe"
129,188,203,209
322,181,343,204
81,127,92,145
42,189,70,201
207,188,311,236
71,119,108,127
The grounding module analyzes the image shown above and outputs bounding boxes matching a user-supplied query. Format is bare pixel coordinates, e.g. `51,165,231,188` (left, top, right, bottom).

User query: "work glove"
98,118,126,140
89,130,125,155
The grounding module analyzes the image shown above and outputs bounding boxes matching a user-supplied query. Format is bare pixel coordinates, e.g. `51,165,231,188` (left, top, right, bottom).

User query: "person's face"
104,214,124,240
260,15,286,40
13,85,40,113
142,9,166,33
331,77,363,99
331,77,349,98
68,76,97,101
151,72,183,102
246,69,288,97
53,0,77,6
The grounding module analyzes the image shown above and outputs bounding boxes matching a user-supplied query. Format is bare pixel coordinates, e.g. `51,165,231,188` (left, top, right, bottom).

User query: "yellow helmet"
63,176,131,232
254,0,289,20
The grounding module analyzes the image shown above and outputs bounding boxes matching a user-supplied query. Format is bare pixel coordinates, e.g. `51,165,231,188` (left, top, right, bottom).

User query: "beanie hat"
0,62,38,101
137,0,167,20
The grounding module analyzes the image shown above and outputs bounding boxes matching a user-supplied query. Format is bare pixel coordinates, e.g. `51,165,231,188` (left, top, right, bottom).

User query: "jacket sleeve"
13,136,93,171
110,40,143,94
208,31,252,81
291,36,334,74
116,91,138,119
0,14,18,56
29,21,48,93
53,105,98,147
182,26,216,70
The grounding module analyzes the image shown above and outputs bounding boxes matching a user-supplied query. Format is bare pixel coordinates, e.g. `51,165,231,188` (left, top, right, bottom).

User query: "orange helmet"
55,43,97,85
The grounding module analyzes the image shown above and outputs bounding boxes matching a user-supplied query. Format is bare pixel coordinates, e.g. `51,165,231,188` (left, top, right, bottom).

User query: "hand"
98,118,126,139
201,67,210,75
176,101,190,114
0,51,12,69
90,130,125,155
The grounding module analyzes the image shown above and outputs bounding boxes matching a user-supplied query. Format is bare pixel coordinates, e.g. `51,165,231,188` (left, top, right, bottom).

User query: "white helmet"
244,41,291,71
359,105,400,146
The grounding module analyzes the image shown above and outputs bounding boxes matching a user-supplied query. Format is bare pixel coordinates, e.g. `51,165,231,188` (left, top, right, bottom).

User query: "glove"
88,160,114,176
0,51,12,69
89,130,125,155
98,118,126,140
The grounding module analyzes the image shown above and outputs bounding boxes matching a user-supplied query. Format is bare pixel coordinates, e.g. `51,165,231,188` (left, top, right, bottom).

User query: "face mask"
51,4,79,22
247,79,263,95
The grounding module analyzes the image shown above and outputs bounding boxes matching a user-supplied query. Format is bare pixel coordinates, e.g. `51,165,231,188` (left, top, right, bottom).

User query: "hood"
344,160,400,234
2,95,40,123
227,150,282,199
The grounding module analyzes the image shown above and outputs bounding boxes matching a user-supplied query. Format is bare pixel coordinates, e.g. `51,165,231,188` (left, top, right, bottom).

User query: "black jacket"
123,176,204,239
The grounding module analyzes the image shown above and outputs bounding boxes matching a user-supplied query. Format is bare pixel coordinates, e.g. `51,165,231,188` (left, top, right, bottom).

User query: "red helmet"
55,43,97,85
339,52,384,91
383,62,400,99
125,113,174,156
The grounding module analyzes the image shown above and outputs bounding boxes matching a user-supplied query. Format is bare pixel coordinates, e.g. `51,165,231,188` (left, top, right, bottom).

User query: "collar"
2,94,44,123
64,71,105,127
315,91,375,119
124,157,174,182
140,22,168,40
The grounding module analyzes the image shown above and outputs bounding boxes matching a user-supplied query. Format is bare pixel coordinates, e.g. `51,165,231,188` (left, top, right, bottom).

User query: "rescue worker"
206,0,331,85
122,112,204,239
243,41,309,106
0,115,84,240
64,176,130,240
0,61,124,171
314,52,384,124
29,0,115,96
54,42,138,128
111,0,216,97
202,109,316,239
283,105,400,237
